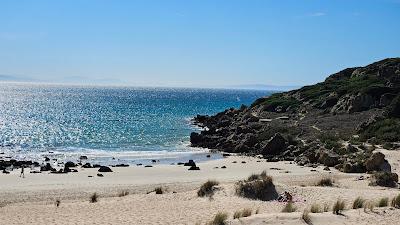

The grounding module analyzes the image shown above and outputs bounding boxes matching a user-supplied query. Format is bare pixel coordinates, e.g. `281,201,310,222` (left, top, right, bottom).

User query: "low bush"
370,172,398,187
235,171,278,201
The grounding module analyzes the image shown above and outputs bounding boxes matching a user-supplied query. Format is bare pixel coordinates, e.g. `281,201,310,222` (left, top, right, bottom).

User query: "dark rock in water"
82,163,92,168
144,165,153,168
30,171,41,174
98,166,113,172
365,152,391,172
152,160,157,163
221,166,227,169
97,173,104,177
64,166,71,173
88,175,93,177
2,169,10,174
65,161,76,168
79,156,88,160
261,133,287,156
206,154,211,158
44,157,50,162
113,164,129,167
184,160,196,167
92,164,101,168
241,161,246,164
177,162,185,165
136,163,143,166
222,153,231,157
188,165,200,170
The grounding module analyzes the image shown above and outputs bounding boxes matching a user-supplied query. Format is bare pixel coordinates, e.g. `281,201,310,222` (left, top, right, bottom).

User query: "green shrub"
361,118,400,143
198,180,219,197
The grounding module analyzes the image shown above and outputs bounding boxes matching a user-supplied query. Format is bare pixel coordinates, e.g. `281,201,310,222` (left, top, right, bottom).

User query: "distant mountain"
229,84,301,91
0,74,38,82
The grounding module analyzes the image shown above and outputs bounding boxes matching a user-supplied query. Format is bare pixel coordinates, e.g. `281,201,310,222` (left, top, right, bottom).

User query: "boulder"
98,166,113,172
190,132,203,145
65,161,76,168
184,160,196,167
188,165,200,170
365,152,391,172
261,133,287,156
318,151,340,167
82,163,92,168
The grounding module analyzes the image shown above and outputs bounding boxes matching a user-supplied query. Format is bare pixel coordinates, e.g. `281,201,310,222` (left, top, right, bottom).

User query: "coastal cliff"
191,58,400,174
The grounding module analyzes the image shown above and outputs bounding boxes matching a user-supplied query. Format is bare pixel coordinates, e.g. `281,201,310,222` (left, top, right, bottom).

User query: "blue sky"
0,0,399,88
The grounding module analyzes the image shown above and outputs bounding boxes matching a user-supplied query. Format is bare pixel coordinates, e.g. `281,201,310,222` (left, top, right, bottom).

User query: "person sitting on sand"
20,165,25,178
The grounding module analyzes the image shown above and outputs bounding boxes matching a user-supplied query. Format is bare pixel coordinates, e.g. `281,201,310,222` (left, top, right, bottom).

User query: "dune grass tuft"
332,199,345,215
302,209,312,225
323,203,330,212
198,180,219,197
377,197,389,207
317,177,334,187
310,203,322,213
282,201,297,213
207,212,228,225
233,208,252,219
352,197,365,209
90,192,98,203
154,187,164,194
391,194,400,208
363,201,374,212
118,190,129,197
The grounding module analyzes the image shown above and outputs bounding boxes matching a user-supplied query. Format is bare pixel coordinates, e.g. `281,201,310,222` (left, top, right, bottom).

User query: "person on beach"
20,165,25,178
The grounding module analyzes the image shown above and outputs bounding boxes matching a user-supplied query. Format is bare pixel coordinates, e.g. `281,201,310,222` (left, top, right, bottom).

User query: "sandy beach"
1,149,400,225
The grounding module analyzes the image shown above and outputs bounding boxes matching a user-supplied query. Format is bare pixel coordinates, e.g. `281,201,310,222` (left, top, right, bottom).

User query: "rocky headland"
191,58,400,179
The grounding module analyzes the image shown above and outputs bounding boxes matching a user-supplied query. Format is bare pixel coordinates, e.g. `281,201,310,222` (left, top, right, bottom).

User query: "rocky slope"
191,58,400,175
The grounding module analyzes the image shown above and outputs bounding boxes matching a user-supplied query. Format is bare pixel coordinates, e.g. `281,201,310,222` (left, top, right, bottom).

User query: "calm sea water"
0,83,270,164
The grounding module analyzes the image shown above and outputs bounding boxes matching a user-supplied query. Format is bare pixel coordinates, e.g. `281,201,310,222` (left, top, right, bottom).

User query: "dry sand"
0,150,400,225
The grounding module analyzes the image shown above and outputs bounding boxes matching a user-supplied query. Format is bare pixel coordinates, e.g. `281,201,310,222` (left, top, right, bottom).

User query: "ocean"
0,83,270,164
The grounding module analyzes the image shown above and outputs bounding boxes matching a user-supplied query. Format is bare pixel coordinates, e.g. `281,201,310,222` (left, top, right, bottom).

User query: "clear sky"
0,0,399,88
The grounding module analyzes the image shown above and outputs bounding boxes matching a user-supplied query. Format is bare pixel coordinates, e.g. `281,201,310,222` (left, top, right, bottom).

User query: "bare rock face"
318,151,341,167
331,93,375,113
261,133,287,156
365,152,391,172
